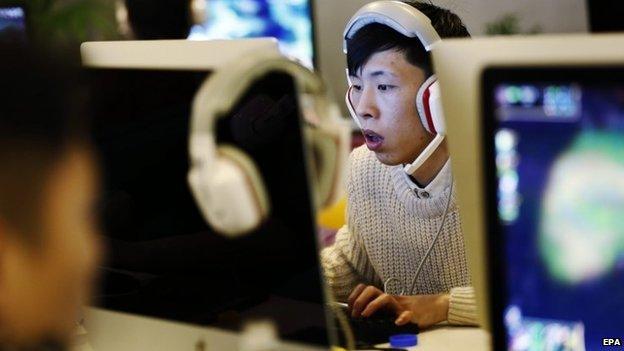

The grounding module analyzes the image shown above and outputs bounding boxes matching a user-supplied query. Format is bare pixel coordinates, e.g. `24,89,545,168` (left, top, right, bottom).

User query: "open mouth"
363,129,384,150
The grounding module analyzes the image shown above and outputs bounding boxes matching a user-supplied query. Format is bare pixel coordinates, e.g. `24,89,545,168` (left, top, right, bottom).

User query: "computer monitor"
483,66,624,351
0,5,26,42
188,0,315,69
432,34,624,340
82,39,332,348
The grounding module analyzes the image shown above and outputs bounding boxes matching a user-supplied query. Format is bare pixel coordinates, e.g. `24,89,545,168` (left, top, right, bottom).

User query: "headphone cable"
407,176,454,295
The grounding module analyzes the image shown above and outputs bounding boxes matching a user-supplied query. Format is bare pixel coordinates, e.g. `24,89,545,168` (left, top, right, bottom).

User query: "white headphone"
188,52,350,237
343,0,446,175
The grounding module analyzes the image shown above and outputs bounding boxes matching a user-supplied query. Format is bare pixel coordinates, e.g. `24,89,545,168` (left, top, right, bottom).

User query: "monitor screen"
87,67,330,346
483,67,624,351
188,0,314,68
0,6,26,42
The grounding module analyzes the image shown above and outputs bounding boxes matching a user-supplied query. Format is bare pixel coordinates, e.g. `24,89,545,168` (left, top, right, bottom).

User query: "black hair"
346,1,470,77
0,44,88,243
124,0,193,39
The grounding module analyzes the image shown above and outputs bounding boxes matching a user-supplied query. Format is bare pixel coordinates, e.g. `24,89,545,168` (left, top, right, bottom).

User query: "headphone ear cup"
415,75,442,135
218,145,270,214
201,145,269,236
427,80,446,135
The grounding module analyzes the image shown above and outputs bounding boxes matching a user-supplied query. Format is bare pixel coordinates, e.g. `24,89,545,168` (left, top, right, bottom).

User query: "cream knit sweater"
321,146,478,325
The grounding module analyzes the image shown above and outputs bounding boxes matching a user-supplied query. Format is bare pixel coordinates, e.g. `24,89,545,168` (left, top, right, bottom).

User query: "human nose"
354,86,378,121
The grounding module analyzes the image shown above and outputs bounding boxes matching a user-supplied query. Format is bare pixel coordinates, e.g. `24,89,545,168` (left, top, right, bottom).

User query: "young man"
0,46,101,350
321,1,476,328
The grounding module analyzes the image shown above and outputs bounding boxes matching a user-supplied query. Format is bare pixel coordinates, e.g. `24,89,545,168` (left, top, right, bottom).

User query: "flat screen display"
188,0,314,68
483,67,624,351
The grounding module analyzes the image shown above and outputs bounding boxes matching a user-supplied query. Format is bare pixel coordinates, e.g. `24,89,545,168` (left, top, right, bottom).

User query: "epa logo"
603,338,623,346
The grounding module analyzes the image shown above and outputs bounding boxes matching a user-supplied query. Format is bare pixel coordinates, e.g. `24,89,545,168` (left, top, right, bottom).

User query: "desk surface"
376,324,490,350
73,308,491,351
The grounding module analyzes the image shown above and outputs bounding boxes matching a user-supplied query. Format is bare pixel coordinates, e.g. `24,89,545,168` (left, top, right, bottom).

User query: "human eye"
377,84,394,91
352,84,362,91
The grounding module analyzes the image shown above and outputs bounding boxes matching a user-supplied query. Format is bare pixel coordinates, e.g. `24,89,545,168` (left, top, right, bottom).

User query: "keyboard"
329,303,419,347
348,315,419,346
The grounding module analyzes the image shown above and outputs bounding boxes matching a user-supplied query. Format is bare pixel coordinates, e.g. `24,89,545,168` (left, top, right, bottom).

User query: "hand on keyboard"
329,301,418,347
347,284,449,329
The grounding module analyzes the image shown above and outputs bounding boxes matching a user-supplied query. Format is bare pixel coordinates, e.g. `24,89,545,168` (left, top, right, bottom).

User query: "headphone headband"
343,0,441,53
189,53,350,235
191,50,325,138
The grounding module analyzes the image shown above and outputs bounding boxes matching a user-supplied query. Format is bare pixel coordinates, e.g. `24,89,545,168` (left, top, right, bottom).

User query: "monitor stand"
75,307,325,351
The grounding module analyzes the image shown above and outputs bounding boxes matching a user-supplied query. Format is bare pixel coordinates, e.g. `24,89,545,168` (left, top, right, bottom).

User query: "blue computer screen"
491,76,624,350
0,6,26,42
188,0,314,68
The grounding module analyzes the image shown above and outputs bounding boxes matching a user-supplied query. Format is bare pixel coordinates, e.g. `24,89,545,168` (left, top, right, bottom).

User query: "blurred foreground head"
0,44,101,349
116,0,205,39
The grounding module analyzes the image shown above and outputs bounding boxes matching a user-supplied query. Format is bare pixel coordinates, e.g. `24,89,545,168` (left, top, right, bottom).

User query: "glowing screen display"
488,73,624,351
0,6,26,42
189,0,314,68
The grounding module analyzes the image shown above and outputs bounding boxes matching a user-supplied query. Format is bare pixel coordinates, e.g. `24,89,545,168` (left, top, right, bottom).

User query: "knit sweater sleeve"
447,286,479,326
320,148,383,301
320,224,378,301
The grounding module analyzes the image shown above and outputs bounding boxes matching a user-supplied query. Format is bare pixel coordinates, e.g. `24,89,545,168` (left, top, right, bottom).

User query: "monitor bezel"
481,65,624,351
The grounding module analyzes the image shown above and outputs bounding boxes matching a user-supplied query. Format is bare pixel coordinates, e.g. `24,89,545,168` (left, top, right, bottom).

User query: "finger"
347,284,367,308
361,293,394,317
395,310,414,326
352,286,383,318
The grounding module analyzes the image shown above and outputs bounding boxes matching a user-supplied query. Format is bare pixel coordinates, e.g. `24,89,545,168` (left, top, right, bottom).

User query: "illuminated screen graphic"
188,0,314,68
0,6,25,42
486,71,624,351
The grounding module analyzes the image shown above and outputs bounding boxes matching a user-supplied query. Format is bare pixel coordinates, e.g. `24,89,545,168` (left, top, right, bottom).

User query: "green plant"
26,0,118,44
485,13,541,36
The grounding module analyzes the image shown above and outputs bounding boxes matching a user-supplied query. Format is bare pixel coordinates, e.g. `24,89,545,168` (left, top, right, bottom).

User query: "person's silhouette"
116,0,205,39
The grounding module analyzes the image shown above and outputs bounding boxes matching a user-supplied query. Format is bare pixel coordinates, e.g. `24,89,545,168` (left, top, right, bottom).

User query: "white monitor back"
81,38,281,70
432,33,624,330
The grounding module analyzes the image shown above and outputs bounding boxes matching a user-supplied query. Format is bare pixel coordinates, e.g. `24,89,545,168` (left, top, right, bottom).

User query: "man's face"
0,146,101,346
348,49,433,165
